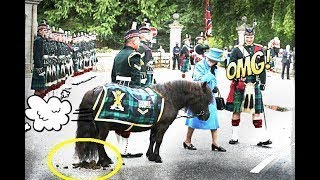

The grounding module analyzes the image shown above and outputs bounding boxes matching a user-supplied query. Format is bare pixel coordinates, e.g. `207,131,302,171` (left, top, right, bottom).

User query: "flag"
205,0,212,36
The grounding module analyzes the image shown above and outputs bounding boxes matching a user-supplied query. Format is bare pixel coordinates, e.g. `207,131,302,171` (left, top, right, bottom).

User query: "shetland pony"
75,80,213,167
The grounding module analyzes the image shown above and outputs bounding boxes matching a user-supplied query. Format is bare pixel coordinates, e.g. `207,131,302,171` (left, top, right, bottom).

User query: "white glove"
36,68,45,76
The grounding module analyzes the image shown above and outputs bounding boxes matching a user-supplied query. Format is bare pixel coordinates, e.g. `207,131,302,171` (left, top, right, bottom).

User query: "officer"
111,24,142,87
111,22,144,158
137,21,154,86
31,20,49,98
225,27,271,146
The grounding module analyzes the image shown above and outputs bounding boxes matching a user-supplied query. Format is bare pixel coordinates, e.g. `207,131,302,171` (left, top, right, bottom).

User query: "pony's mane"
152,80,209,98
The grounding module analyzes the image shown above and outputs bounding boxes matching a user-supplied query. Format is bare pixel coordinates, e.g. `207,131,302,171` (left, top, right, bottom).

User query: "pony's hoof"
147,154,156,161
146,151,152,158
155,156,162,163
106,158,114,164
97,159,112,167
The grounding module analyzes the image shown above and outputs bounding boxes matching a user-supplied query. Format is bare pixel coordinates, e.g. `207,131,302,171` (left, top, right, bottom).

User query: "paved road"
25,54,295,179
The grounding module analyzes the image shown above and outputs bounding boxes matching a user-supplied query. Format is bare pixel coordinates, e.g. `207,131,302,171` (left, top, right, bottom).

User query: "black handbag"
215,88,226,110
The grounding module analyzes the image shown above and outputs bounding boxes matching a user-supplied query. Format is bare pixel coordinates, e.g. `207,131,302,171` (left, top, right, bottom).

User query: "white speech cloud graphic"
25,95,72,132
25,122,31,132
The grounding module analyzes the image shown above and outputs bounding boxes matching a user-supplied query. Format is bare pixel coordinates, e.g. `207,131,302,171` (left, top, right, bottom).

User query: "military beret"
37,20,48,31
124,29,140,40
139,22,151,33
244,27,255,36
195,32,204,40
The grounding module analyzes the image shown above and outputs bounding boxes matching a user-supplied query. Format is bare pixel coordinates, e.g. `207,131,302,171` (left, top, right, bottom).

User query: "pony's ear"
201,82,208,91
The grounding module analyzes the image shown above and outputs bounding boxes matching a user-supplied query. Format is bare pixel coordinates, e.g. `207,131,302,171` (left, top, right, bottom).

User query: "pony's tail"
75,89,99,162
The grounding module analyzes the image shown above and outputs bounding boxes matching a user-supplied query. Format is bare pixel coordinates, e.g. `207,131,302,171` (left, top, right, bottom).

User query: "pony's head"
188,81,213,120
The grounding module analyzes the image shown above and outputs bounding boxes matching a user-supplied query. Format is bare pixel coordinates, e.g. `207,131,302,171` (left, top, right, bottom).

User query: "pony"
75,80,213,167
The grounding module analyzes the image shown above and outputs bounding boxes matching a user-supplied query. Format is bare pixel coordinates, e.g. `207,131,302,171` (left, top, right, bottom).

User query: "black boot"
257,139,272,146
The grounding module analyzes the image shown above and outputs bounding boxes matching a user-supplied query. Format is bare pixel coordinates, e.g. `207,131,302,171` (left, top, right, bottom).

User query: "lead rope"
176,110,205,119
124,138,128,155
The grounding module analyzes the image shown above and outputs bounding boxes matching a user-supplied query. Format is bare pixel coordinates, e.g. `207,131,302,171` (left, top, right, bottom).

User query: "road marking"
250,155,276,173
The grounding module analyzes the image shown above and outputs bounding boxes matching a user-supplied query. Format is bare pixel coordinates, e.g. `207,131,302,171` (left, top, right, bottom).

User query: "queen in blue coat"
183,48,226,152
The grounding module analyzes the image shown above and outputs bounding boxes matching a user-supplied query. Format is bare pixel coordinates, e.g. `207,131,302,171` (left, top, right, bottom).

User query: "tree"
37,0,295,49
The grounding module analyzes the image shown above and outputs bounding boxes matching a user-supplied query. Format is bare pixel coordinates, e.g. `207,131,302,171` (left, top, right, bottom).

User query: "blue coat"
185,58,219,130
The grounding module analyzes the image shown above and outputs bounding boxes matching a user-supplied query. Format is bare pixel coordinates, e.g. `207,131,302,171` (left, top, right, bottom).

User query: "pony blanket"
94,83,164,132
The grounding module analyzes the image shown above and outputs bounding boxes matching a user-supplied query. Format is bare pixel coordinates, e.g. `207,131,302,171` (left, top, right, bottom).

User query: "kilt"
225,82,264,114
180,59,190,73
31,68,46,90
73,62,79,72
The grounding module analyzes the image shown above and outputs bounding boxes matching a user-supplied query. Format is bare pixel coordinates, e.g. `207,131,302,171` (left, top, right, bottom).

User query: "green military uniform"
227,26,271,147
225,43,266,114
31,35,48,91
193,43,209,64
111,46,142,88
137,40,153,85
138,41,152,71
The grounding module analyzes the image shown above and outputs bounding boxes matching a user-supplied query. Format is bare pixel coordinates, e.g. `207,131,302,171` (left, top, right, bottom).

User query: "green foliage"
37,0,295,49
283,3,295,41
96,47,113,53
208,36,223,49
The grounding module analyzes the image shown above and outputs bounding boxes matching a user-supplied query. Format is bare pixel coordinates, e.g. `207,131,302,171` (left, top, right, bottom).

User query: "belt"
116,76,131,86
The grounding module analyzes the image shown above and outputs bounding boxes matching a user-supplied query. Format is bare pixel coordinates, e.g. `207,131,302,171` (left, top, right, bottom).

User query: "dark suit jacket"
281,50,291,64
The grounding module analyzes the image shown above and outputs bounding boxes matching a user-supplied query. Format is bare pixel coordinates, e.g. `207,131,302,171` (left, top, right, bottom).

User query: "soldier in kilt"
71,34,80,75
180,36,191,78
31,21,49,98
226,27,272,146
111,24,144,158
137,22,154,86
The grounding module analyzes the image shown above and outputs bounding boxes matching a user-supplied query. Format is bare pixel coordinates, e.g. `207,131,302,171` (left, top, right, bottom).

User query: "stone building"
25,0,43,75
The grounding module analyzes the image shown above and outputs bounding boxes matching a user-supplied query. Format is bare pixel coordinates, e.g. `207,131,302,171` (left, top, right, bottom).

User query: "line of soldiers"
31,20,98,98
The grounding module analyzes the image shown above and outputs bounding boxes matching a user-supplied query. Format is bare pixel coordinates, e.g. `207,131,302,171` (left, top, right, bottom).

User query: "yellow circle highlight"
47,138,123,180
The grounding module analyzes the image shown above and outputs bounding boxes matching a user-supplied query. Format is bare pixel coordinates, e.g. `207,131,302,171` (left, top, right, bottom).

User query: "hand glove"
210,65,217,75
260,84,265,91
212,86,218,93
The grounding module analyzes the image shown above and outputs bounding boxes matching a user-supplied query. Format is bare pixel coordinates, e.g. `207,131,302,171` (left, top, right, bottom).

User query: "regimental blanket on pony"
93,83,164,132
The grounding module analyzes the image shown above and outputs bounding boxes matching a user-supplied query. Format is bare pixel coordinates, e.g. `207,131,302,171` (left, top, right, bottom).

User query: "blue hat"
204,48,224,62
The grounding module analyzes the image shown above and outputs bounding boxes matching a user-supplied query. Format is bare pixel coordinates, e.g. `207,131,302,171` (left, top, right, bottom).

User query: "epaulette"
254,43,263,47
128,52,141,67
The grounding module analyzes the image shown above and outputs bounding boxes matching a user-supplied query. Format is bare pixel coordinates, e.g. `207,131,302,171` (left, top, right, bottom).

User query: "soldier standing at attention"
180,35,191,78
111,23,144,158
137,21,153,86
31,20,49,98
226,27,271,146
